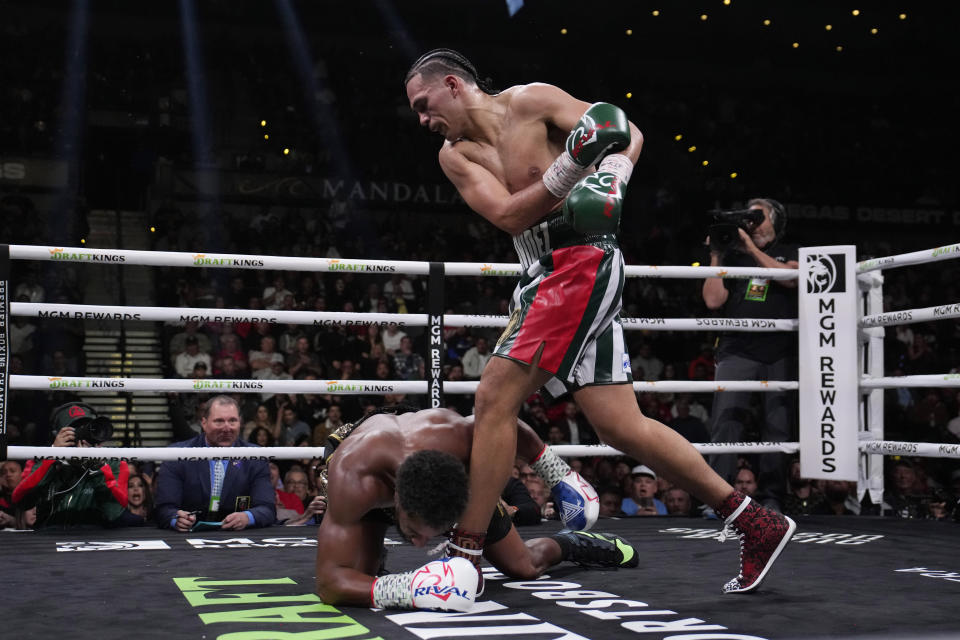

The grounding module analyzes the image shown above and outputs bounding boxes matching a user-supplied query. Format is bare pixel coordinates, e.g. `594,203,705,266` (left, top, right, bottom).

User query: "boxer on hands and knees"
403,49,795,595
314,407,634,612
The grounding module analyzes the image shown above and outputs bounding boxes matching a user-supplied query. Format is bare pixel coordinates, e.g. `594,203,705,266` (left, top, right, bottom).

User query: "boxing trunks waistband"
513,211,618,271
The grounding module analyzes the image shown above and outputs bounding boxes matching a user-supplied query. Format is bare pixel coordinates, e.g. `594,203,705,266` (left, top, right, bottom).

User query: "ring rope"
20,372,954,394
10,375,800,394
7,439,960,462
6,446,324,462
4,442,799,462
859,374,960,389
860,303,960,328
11,302,798,333
856,242,960,273
9,244,796,280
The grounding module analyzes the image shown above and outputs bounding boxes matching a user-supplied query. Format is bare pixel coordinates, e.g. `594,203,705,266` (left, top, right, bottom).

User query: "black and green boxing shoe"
552,530,639,569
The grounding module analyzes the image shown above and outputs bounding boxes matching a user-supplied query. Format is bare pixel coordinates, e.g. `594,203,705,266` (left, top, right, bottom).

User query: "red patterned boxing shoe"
716,491,796,594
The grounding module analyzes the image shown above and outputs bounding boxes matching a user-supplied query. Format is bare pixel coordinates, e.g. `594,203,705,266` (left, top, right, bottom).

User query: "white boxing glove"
371,557,478,611
531,445,599,531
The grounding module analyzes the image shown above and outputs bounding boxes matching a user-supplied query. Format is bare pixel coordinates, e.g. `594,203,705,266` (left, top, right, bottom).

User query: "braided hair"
404,48,498,95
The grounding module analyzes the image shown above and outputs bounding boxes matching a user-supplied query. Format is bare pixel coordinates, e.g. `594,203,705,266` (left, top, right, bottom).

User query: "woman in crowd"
243,403,273,440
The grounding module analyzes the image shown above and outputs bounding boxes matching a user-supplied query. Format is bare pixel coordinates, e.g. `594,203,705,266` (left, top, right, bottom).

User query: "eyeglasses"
519,472,537,479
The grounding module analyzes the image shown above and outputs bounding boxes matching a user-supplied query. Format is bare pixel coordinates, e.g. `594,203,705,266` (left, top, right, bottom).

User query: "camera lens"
75,417,113,444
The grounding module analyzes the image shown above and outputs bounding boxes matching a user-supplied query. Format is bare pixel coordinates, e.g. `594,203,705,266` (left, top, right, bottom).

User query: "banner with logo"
427,262,445,408
798,246,859,481
0,245,8,460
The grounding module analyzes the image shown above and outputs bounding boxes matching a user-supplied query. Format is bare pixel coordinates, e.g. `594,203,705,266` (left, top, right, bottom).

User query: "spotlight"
674,134,683,141
687,145,696,152
730,172,738,178
852,9,860,16
260,120,266,127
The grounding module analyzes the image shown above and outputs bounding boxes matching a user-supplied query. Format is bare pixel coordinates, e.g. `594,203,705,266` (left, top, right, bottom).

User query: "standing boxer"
403,49,795,595
314,407,636,611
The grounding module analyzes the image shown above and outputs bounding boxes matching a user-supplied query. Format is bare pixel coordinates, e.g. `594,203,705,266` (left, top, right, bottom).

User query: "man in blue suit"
155,395,275,531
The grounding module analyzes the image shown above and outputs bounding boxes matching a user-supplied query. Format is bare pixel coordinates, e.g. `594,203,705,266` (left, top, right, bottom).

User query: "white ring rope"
10,375,799,395
6,446,324,462
620,317,797,332
4,442,799,461
856,242,960,273
10,244,797,280
621,264,797,280
860,303,960,328
7,439,960,462
859,374,960,389
859,441,960,458
11,302,797,333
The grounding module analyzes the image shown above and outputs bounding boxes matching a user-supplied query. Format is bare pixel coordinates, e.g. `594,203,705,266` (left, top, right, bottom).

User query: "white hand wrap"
542,152,592,198
372,557,478,611
531,445,569,488
598,153,634,186
532,445,599,531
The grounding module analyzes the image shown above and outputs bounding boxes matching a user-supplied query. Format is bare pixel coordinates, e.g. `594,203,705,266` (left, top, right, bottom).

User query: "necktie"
210,460,225,512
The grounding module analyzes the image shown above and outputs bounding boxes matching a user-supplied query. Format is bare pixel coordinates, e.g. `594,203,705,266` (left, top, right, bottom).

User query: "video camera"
72,416,114,446
50,402,114,446
707,208,765,254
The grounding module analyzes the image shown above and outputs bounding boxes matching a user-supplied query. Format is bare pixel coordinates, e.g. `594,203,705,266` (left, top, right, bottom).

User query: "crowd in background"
2,1,960,528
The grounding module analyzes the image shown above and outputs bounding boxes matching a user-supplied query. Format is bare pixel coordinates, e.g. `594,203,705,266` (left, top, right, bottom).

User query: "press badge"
745,278,769,302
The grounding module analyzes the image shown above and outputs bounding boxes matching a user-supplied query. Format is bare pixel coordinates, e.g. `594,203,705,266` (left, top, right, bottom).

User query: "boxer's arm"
439,148,556,236
316,442,396,605
439,84,641,236
315,511,384,605
532,85,643,168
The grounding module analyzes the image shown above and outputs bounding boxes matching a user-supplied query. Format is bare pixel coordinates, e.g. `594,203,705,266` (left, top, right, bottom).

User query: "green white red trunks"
498,217,633,398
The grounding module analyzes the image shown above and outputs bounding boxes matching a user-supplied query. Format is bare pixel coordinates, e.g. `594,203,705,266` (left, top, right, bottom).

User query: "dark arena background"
2,1,959,639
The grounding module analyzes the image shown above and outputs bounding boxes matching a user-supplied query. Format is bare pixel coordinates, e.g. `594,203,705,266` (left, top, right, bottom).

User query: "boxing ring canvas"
4,516,958,639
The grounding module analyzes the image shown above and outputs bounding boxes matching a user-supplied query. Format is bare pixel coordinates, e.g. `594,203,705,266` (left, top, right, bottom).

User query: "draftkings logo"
805,253,847,294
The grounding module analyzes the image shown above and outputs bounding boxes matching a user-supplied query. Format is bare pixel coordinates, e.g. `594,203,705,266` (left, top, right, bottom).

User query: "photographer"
702,198,798,511
11,402,130,529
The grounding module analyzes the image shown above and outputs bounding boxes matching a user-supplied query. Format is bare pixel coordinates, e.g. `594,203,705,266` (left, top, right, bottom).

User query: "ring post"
860,270,886,504
798,246,859,481
0,245,8,461
428,262,445,408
